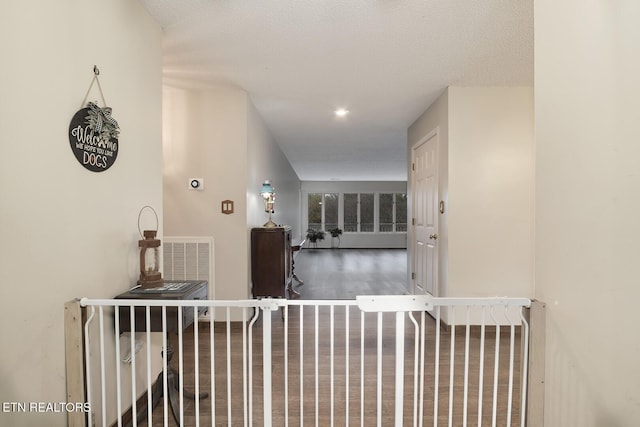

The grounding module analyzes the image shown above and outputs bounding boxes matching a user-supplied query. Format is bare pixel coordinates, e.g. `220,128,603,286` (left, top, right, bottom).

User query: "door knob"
429,233,438,240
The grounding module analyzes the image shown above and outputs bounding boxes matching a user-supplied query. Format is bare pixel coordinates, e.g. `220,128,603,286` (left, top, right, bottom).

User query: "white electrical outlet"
189,178,204,190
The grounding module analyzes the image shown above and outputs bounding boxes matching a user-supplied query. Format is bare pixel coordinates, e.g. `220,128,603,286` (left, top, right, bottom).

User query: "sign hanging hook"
81,65,107,108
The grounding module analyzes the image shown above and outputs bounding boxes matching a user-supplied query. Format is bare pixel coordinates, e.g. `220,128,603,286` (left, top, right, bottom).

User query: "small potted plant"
305,228,325,248
328,227,343,248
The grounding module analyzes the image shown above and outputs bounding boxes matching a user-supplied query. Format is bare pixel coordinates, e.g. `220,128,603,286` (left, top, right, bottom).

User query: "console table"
114,280,208,426
115,280,208,333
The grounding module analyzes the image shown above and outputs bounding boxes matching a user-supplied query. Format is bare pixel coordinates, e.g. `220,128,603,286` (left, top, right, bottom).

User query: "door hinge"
411,272,416,280
412,218,415,226
412,163,415,171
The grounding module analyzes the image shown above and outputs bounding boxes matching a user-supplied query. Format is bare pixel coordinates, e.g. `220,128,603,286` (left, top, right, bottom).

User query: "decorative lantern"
259,180,277,228
137,206,163,288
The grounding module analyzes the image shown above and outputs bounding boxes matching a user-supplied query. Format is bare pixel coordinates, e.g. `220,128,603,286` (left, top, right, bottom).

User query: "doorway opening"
300,182,410,299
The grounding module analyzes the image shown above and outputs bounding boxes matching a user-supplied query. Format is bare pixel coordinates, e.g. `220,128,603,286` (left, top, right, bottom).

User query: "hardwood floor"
293,248,409,299
143,250,524,426
151,310,523,426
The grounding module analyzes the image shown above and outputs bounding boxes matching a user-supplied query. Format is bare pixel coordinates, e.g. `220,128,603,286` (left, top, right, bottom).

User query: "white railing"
77,295,533,427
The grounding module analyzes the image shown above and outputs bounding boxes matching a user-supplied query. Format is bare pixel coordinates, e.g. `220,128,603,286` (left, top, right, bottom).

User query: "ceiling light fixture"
334,108,349,118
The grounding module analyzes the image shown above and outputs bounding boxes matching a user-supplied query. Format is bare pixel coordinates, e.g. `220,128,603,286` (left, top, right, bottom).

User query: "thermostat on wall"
189,178,204,190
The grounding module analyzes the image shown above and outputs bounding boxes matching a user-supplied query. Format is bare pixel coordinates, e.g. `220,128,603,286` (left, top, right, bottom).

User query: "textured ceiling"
139,0,533,181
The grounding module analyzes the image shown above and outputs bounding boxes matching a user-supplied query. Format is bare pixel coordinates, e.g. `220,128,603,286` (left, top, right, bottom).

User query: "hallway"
292,248,409,300
96,248,528,426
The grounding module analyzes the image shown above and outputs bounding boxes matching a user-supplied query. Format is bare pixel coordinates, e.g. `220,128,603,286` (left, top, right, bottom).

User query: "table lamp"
260,180,277,228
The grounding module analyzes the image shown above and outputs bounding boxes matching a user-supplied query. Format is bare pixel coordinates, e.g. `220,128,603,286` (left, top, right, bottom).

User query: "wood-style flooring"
145,249,524,426
293,248,409,299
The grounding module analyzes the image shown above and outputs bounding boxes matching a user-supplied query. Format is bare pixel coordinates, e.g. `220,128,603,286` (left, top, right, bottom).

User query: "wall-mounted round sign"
68,107,119,172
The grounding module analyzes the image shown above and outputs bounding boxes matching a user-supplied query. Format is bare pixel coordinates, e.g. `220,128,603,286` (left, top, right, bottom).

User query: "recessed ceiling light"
334,108,349,118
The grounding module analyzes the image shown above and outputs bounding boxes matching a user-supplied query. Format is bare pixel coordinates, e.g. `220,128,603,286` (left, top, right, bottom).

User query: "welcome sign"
68,103,119,172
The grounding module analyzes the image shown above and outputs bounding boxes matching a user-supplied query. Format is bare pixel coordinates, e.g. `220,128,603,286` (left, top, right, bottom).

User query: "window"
344,193,358,232
324,193,339,231
307,190,408,234
379,193,407,232
360,193,374,232
307,192,338,231
308,193,322,230
396,193,407,232
343,193,374,232
379,193,394,232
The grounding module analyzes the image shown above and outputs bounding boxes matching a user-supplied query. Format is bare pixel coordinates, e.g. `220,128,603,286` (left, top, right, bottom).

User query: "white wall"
408,90,449,296
301,181,408,248
247,100,301,238
408,87,534,303
0,2,162,426
535,1,640,425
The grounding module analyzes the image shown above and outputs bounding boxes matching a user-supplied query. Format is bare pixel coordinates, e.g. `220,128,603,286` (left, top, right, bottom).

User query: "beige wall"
163,86,250,301
408,87,534,304
163,86,301,303
535,1,640,425
0,1,162,426
448,87,534,298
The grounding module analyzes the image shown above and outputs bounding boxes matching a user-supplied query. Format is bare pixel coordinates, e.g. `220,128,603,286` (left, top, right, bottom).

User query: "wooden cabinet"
251,226,292,298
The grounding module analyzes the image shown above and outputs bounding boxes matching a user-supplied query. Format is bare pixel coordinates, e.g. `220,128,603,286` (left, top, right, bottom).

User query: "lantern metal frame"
137,206,164,288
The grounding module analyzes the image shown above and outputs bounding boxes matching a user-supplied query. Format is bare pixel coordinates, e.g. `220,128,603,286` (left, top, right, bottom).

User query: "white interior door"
411,131,438,296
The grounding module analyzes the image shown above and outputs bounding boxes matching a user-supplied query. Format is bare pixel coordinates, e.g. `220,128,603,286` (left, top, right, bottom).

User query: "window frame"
343,192,375,233
379,192,408,233
304,191,408,235
306,192,339,232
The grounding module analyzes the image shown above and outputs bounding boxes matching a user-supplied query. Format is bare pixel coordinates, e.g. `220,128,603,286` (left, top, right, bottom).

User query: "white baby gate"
75,295,538,427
